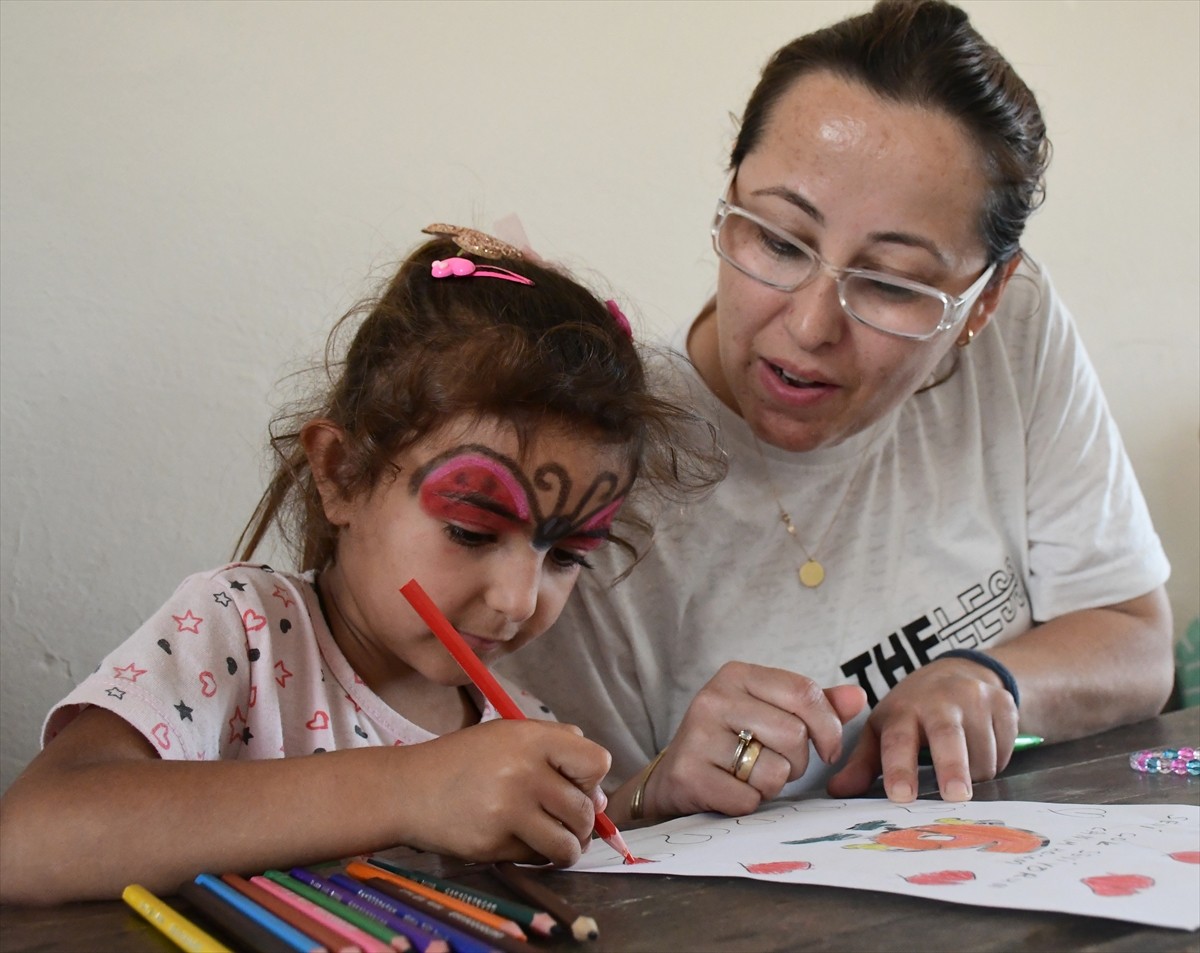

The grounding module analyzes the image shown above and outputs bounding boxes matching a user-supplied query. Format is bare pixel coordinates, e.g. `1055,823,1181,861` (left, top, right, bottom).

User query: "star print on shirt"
274,660,293,687
227,705,249,745
175,700,194,721
229,580,247,591
172,609,203,633
113,662,147,682
105,687,126,700
213,591,232,607
272,584,295,608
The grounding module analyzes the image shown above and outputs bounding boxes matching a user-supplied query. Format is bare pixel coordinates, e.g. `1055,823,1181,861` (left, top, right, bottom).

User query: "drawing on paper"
783,816,1049,853
569,798,1200,930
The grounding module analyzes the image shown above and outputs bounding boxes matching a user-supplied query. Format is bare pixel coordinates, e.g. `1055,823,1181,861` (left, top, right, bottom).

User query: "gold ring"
734,739,764,782
729,729,754,774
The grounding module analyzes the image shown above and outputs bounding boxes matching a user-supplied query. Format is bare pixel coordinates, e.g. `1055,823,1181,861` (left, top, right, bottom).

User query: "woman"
499,0,1173,820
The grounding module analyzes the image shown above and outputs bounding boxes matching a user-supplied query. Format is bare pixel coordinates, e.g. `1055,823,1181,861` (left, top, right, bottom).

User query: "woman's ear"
961,255,1023,342
301,420,354,526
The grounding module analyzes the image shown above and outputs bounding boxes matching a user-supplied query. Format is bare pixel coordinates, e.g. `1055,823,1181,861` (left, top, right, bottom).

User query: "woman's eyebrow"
751,185,824,225
866,229,949,266
751,185,950,266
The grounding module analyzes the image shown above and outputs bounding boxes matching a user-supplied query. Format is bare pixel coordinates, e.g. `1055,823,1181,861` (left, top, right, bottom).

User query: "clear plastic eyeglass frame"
711,196,997,341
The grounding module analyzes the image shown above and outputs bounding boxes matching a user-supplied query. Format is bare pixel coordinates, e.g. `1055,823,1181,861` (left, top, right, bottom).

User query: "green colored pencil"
263,869,411,949
918,734,1044,766
366,857,560,937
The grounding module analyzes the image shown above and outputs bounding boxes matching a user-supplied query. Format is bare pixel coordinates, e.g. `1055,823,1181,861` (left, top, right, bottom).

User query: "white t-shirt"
497,262,1169,793
45,563,550,759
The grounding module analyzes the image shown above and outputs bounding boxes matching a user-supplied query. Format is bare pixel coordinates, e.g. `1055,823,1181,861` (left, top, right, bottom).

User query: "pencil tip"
572,915,600,941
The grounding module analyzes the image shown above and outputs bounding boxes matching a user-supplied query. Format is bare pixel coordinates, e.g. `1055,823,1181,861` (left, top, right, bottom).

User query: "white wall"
2,0,1197,793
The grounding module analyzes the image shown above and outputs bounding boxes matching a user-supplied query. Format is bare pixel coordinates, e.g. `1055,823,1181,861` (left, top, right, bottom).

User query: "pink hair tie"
606,299,633,338
431,257,534,286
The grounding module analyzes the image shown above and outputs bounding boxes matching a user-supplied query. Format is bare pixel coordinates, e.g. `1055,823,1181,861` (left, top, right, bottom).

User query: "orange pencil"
345,861,525,941
399,578,635,864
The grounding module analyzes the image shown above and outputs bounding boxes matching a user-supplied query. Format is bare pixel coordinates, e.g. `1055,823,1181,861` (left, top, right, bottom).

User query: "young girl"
0,225,719,905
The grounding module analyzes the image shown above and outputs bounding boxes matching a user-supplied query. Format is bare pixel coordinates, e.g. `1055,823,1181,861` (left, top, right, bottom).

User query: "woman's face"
692,71,1000,452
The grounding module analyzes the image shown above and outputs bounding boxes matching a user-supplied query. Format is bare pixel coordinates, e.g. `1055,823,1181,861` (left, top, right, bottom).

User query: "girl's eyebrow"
436,489,525,524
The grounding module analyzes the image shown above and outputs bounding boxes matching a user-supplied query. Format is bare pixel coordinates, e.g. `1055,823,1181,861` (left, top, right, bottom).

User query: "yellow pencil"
122,883,234,953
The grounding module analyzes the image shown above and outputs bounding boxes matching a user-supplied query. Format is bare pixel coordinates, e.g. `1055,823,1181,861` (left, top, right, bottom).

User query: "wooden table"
3,707,1197,952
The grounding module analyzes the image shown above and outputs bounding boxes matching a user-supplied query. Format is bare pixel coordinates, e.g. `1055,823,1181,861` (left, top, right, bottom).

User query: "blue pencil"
194,872,321,952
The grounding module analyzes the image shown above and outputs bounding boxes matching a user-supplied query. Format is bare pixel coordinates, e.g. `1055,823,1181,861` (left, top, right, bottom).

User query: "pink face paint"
417,452,532,530
554,497,626,553
412,444,631,550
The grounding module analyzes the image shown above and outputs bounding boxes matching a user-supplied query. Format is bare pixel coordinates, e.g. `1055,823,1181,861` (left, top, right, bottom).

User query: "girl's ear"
301,420,354,526
961,255,1023,342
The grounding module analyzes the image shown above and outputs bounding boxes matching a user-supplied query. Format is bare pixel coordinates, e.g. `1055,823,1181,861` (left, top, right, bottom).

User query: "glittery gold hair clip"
422,224,524,260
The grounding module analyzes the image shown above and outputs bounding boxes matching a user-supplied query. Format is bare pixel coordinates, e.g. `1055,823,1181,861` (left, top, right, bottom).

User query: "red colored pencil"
223,872,358,953
399,579,634,864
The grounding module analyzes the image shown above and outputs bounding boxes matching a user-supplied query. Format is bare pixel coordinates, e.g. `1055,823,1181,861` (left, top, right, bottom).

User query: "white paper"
573,798,1200,930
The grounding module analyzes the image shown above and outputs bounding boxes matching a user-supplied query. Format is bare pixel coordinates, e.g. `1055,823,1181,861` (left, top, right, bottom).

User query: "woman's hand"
637,661,865,819
827,655,1018,803
397,719,610,868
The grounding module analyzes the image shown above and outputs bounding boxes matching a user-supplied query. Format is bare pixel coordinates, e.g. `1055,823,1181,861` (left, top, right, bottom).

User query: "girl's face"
691,71,1004,452
314,415,629,698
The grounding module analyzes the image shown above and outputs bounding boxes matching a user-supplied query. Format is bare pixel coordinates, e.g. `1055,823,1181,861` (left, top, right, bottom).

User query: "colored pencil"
918,733,1045,766
264,870,412,952
122,883,234,953
178,878,289,953
399,578,634,864
331,873,510,953
254,875,392,953
289,867,449,953
195,873,323,953
346,861,524,941
353,874,540,953
223,873,358,953
490,863,598,942
365,858,559,938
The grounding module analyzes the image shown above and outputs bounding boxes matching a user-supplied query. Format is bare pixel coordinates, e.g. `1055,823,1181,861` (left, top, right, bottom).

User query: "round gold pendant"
798,560,825,588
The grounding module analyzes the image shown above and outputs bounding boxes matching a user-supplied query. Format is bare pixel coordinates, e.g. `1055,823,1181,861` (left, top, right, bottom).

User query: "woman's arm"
827,587,1174,803
0,707,610,904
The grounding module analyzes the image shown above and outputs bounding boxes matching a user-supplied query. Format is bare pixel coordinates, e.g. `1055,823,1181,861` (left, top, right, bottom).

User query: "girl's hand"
397,719,610,867
641,661,865,819
827,656,1019,803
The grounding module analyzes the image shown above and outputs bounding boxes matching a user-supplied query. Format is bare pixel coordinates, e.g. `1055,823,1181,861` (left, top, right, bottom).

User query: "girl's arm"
0,706,609,905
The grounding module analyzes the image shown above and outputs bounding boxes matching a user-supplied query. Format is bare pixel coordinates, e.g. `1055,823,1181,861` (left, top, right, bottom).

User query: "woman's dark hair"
731,0,1050,266
235,234,722,571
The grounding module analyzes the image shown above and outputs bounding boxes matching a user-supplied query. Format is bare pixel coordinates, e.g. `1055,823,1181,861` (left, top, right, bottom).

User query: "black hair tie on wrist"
936,648,1020,708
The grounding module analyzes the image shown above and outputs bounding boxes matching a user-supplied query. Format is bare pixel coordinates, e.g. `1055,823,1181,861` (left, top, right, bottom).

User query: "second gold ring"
730,729,754,774
734,739,763,782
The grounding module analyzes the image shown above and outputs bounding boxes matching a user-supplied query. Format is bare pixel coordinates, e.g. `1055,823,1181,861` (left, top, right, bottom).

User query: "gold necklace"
750,434,872,589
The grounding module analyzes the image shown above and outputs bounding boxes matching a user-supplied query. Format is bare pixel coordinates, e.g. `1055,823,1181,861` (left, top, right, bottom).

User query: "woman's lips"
759,359,839,405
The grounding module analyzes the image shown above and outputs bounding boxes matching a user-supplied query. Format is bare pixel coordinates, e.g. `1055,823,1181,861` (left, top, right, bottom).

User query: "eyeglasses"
711,197,996,341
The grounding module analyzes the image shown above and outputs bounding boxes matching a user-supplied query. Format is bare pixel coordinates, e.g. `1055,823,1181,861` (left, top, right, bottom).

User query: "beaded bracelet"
1128,746,1200,776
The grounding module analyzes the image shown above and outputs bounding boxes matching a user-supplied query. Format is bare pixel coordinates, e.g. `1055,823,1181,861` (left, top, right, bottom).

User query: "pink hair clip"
606,299,633,338
431,257,534,286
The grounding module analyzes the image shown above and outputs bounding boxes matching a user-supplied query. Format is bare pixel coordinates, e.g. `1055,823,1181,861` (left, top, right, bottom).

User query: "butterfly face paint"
412,445,628,551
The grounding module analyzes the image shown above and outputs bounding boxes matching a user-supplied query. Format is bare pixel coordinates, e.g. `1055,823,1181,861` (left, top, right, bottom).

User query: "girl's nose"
485,554,541,626
782,269,845,351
